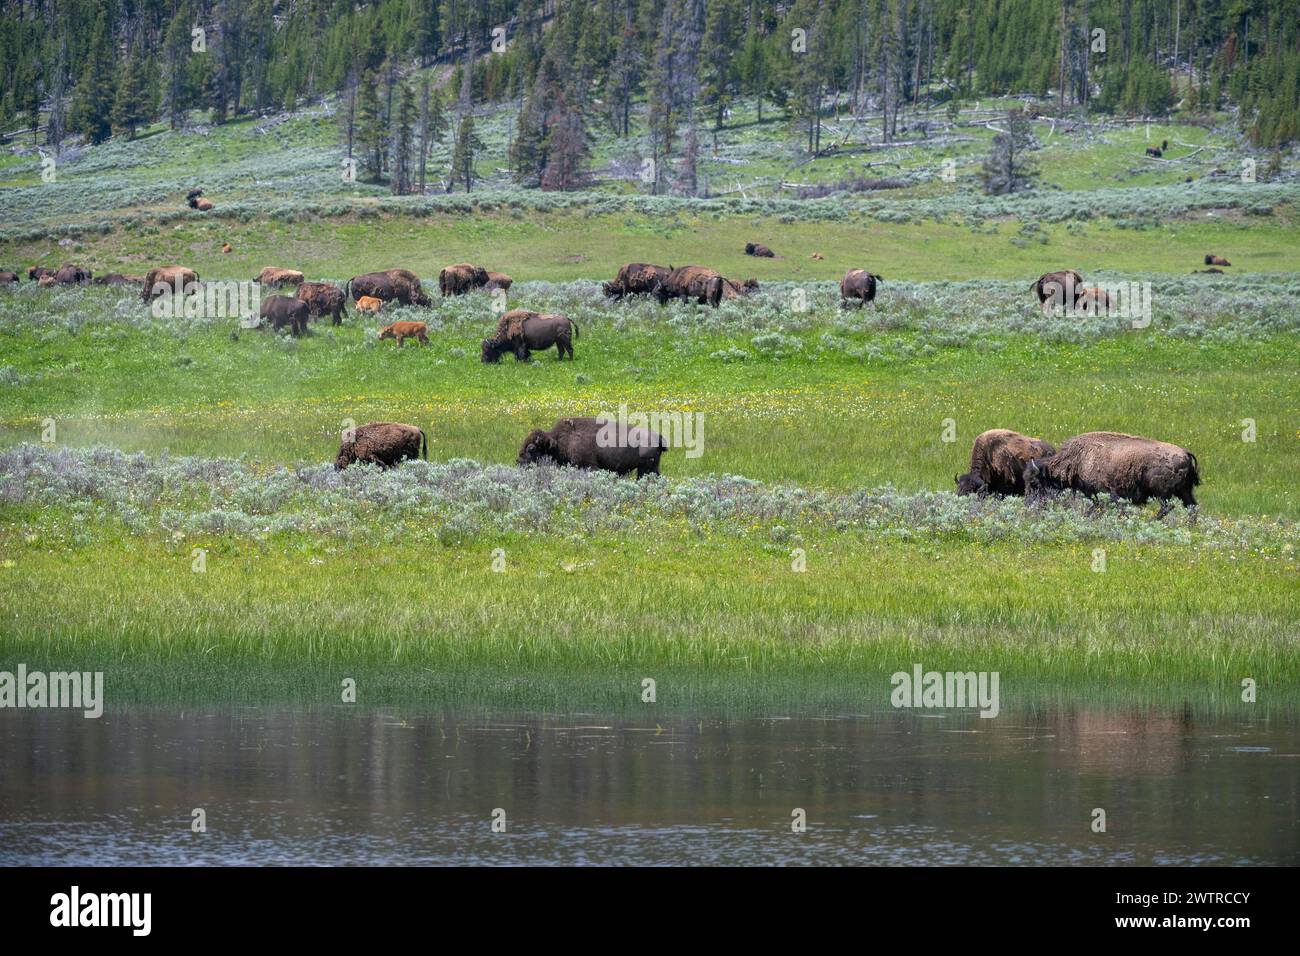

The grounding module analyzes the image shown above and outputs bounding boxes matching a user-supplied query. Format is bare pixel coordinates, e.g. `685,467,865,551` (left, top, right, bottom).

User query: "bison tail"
570,318,579,339
421,429,428,461
1188,451,1201,486
344,278,352,301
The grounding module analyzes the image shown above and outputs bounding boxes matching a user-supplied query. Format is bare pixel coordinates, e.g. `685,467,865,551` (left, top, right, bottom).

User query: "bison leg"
1155,499,1173,520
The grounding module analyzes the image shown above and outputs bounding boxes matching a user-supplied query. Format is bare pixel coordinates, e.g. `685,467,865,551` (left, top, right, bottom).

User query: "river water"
1,706,1296,865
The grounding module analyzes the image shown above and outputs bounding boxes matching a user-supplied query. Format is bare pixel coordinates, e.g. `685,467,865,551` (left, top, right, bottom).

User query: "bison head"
517,429,554,466
602,281,621,299
955,472,987,497
481,338,511,363
413,291,433,307
335,441,357,471
1022,458,1059,499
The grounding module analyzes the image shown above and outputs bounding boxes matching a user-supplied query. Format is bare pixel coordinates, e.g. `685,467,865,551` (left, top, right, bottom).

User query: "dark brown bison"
27,266,55,281
335,422,427,471
745,242,776,258
1032,270,1084,312
1145,146,1163,158
347,269,432,307
186,188,204,202
840,269,880,307
481,310,578,362
256,267,305,287
0,271,18,285
517,417,666,478
54,264,92,284
955,429,1056,497
439,263,490,296
91,273,137,286
1162,139,1169,151
485,271,513,291
141,265,199,300
259,295,309,336
295,282,347,324
653,265,725,308
1204,254,1231,267
1023,431,1200,519
602,263,672,300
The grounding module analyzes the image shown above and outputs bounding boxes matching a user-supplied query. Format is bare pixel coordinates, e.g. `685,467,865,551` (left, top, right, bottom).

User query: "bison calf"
517,417,666,478
336,422,427,470
955,429,1055,497
378,321,429,346
1024,431,1200,520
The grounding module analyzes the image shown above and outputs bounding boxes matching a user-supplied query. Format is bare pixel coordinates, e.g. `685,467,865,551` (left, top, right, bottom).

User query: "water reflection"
1,706,1296,865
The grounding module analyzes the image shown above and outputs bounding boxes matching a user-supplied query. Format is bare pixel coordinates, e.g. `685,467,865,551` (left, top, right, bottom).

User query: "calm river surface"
1,706,1296,865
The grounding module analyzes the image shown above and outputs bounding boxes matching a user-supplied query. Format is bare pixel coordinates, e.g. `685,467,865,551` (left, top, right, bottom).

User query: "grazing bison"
335,422,427,471
141,265,199,300
602,263,672,300
378,321,429,346
840,269,881,308
259,294,309,336
256,267,305,287
1073,286,1112,315
91,273,136,286
1032,269,1084,312
1204,254,1231,267
517,417,666,478
1023,431,1200,519
295,282,347,325
54,263,92,284
653,265,725,308
745,242,776,258
485,271,513,291
481,310,578,362
955,429,1056,497
28,266,55,281
721,277,760,300
346,269,432,307
1145,146,1163,158
439,263,490,297
0,271,18,285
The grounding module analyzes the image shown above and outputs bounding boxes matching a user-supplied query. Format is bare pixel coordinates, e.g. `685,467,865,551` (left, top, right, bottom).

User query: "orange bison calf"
378,321,429,346
356,296,384,314
955,429,1056,497
336,422,427,470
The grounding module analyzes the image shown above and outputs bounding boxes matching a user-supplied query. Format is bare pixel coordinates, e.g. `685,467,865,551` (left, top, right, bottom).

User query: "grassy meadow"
1,96,1298,712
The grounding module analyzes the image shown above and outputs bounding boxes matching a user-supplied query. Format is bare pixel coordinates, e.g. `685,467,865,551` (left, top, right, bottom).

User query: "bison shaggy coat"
378,321,429,346
481,310,578,362
517,417,666,478
336,422,427,470
745,242,776,258
955,429,1056,497
485,271,513,291
54,264,92,284
439,263,490,297
259,294,309,336
602,263,672,300
347,269,432,307
1032,270,1085,311
28,266,55,281
256,267,305,287
1023,431,1200,519
1204,254,1231,267
840,269,880,307
653,265,725,308
295,281,348,324
141,265,199,301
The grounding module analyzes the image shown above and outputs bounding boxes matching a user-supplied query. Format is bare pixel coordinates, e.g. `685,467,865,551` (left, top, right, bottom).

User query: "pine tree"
450,113,485,192
71,10,116,145
391,83,416,195
356,71,385,182
701,0,742,141
113,46,150,140
541,99,592,191
978,110,1039,195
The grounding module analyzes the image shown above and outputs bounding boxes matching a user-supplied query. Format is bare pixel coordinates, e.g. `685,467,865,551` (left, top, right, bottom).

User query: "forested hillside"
2,0,1297,199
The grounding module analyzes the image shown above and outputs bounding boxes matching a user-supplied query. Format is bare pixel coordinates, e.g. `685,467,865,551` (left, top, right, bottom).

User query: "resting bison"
653,265,725,308
259,295,308,336
28,266,55,281
840,269,881,308
91,273,137,286
745,242,776,258
1145,146,1163,158
295,282,347,325
0,271,18,285
378,321,429,346
955,429,1056,497
189,197,214,211
602,263,672,300
186,188,204,202
439,263,490,297
347,269,432,307
38,275,55,287
481,310,578,362
222,243,232,254
1032,270,1084,312
335,422,427,471
1205,254,1231,267
485,271,513,291
517,417,666,478
1024,431,1200,519
141,265,199,300
1073,287,1112,314
1194,268,1225,274
54,264,92,284
256,267,305,287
